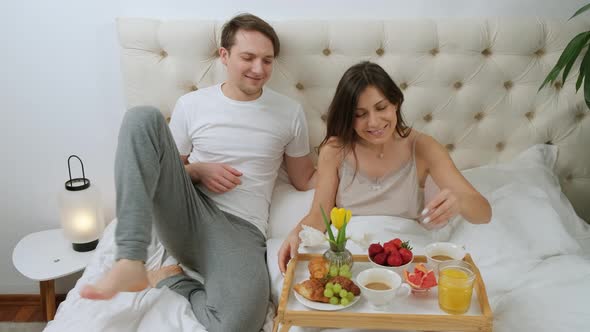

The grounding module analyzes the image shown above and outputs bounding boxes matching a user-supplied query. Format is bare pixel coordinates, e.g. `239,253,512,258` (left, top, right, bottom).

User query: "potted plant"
540,3,590,110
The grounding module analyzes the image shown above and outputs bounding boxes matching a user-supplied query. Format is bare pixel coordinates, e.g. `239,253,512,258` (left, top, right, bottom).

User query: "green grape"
339,289,348,298
325,282,334,290
346,292,354,301
341,271,353,279
323,288,334,298
329,296,339,305
339,264,350,272
340,298,350,306
332,283,342,294
329,266,339,277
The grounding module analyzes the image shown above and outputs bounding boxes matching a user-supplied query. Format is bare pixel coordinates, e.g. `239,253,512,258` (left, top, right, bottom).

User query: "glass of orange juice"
437,260,475,314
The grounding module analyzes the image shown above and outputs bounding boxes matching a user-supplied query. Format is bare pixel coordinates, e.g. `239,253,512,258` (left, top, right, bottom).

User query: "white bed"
45,17,590,331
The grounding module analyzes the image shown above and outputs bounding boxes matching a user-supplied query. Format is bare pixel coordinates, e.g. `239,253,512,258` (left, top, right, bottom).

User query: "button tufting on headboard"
116,17,590,221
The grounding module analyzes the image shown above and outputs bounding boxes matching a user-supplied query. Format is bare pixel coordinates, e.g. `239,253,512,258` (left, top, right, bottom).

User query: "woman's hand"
421,188,460,229
278,228,302,275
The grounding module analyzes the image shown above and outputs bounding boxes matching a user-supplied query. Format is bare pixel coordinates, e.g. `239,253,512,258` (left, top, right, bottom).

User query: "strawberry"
373,253,388,266
399,240,413,265
368,243,384,258
387,252,403,267
391,238,402,249
383,243,398,255
399,248,413,265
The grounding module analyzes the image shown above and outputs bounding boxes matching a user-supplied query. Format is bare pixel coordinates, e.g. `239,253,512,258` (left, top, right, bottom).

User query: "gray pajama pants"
114,106,270,332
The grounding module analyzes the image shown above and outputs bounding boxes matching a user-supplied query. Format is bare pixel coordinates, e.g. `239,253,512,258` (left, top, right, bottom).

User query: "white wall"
1,0,587,294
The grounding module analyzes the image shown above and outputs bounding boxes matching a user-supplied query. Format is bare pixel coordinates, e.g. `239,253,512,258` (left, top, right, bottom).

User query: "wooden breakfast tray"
273,253,492,332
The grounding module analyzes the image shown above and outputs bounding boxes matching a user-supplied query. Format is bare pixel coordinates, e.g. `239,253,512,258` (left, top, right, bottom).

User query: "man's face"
220,29,274,100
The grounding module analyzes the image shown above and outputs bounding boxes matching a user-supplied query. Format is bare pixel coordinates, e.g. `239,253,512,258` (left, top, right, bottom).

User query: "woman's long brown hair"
319,61,411,161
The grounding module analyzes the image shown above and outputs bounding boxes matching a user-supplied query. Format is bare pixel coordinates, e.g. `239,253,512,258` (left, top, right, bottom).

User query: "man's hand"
185,162,242,193
278,228,301,275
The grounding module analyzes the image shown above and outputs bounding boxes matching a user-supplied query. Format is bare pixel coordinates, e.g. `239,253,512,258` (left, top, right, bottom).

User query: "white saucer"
293,290,360,311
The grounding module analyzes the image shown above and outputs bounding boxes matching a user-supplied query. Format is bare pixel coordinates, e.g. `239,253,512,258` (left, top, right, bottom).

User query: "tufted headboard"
116,17,590,222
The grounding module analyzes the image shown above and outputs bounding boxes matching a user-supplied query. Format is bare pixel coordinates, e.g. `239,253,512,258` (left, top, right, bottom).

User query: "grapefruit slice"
403,264,438,289
421,271,437,288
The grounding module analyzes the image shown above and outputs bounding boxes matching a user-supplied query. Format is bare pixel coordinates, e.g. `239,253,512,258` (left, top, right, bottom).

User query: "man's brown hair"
221,13,280,57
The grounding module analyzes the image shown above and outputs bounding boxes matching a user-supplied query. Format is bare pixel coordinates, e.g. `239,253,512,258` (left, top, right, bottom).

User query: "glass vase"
323,245,353,269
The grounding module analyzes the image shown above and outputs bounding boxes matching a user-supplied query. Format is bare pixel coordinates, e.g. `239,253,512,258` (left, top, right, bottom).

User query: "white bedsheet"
43,220,277,332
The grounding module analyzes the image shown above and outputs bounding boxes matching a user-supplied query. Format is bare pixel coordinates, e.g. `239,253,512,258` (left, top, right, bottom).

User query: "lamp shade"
58,155,104,252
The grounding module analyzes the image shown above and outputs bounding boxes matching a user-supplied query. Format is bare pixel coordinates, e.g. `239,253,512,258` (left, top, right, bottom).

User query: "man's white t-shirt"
168,84,310,237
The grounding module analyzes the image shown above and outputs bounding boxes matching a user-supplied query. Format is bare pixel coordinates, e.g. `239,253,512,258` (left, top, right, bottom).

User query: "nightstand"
12,228,94,321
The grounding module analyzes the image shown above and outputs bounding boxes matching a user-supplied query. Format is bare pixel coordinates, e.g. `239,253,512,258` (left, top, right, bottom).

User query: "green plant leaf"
336,222,346,246
584,55,590,109
320,206,336,242
539,66,564,91
540,31,590,90
576,48,590,91
562,34,590,83
570,3,590,20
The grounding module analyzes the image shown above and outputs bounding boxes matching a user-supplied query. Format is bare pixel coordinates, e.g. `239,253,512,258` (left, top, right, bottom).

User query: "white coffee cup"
356,268,411,310
425,242,466,270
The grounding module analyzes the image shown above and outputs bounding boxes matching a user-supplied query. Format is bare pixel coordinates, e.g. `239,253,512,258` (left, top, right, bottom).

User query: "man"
80,13,316,332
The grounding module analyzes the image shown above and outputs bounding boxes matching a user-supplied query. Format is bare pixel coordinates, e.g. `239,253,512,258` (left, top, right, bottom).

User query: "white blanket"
45,145,590,332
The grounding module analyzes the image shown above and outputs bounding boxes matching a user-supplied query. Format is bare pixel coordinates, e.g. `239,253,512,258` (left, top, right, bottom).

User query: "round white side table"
12,229,94,321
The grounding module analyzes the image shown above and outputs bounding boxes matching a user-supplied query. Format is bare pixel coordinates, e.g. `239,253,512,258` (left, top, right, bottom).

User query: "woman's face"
353,85,398,145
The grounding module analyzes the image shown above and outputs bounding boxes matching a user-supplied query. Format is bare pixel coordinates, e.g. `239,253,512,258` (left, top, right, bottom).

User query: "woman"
278,61,491,274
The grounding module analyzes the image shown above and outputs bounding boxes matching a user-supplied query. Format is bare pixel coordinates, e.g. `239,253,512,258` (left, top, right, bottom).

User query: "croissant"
327,276,361,296
294,279,330,303
308,257,329,279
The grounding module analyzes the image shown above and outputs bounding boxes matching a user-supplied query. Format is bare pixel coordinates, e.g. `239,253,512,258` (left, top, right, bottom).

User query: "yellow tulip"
330,207,352,230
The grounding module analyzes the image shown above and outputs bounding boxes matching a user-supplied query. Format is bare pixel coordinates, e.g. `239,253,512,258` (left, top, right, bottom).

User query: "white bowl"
425,242,466,269
356,268,410,310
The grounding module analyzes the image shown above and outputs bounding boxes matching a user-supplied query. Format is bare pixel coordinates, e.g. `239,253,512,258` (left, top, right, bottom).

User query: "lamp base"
72,239,99,252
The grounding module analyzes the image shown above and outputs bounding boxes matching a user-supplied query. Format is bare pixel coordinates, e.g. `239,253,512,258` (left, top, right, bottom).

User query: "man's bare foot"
80,259,148,300
147,265,183,287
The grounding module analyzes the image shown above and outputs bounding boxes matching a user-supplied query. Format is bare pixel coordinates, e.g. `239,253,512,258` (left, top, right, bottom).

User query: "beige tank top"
335,134,426,220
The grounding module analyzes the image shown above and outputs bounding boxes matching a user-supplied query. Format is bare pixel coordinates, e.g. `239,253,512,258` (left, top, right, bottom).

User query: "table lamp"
58,155,104,252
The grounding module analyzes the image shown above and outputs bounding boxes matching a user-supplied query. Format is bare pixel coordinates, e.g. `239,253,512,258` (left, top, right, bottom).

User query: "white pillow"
462,144,590,253
267,182,314,239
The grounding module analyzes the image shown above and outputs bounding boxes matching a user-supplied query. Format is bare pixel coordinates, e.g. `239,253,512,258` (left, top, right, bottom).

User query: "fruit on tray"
294,257,360,305
403,263,437,290
368,238,413,267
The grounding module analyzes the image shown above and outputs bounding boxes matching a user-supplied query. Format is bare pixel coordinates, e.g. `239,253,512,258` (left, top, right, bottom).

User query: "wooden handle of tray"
277,253,298,321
